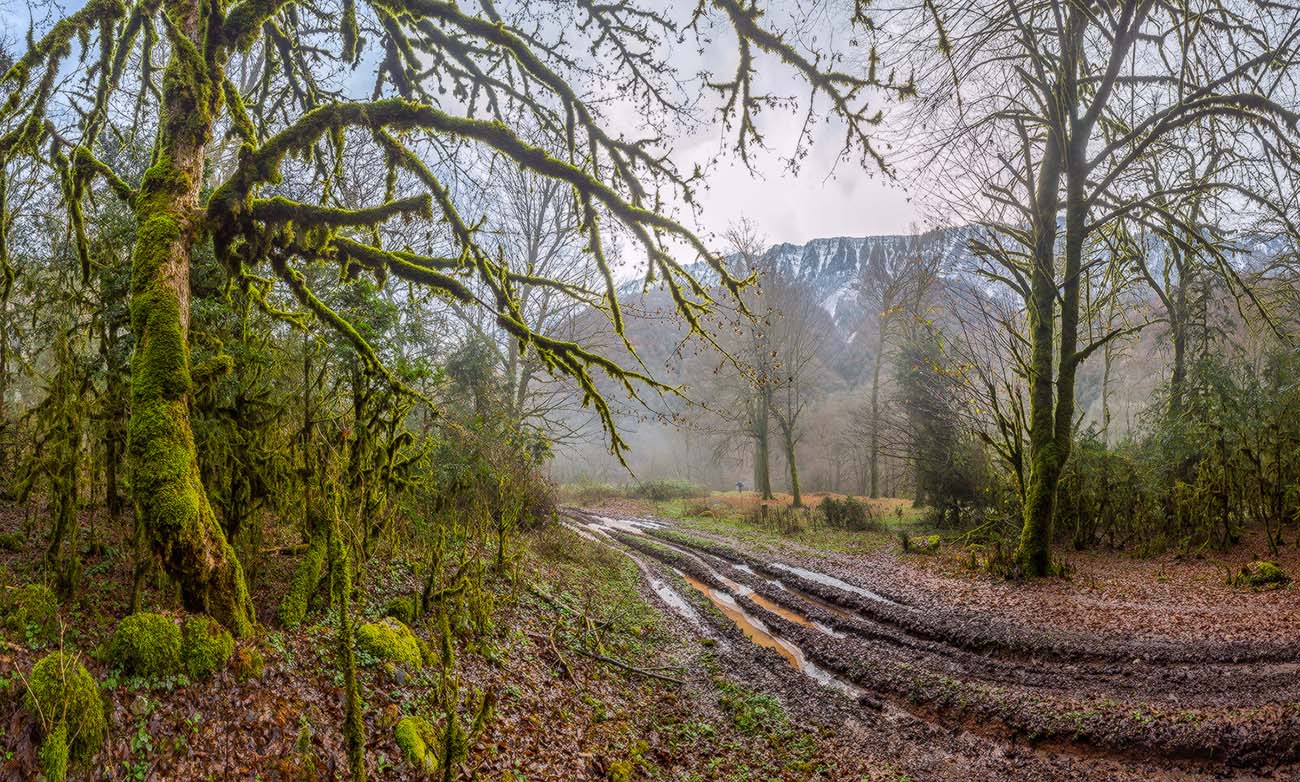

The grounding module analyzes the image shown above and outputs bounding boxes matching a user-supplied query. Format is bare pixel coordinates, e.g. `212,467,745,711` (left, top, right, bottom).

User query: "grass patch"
525,526,669,657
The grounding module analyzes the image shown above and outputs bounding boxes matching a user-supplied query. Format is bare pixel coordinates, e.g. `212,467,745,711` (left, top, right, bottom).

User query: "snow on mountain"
622,226,976,327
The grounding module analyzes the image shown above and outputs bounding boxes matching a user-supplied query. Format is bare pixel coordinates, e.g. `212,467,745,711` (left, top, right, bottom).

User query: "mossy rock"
911,534,941,555
356,618,423,667
394,715,438,772
181,615,234,679
25,651,107,777
383,594,418,625
5,583,59,641
1236,560,1290,590
0,532,23,551
108,612,182,677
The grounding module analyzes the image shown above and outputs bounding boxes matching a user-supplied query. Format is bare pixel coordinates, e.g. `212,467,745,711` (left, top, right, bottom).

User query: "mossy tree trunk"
330,508,366,782
1014,123,1066,578
126,0,254,635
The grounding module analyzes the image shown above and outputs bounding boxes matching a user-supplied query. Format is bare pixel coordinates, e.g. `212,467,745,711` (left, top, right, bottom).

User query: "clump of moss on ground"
107,612,182,676
383,594,418,625
5,583,59,641
1232,560,1290,590
25,651,107,780
181,614,234,678
356,618,423,666
394,715,438,771
233,644,266,682
901,532,941,555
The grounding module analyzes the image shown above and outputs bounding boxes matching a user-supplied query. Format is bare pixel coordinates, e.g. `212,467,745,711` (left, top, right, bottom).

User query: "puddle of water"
638,538,847,638
768,563,899,606
592,515,651,535
682,574,804,667
649,577,702,624
679,572,861,698
590,514,669,534
747,592,816,628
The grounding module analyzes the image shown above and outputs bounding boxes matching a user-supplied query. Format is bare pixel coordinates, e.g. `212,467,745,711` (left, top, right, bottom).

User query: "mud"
563,507,1300,779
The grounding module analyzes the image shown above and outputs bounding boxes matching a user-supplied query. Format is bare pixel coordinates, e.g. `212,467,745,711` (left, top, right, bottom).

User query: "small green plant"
5,583,59,643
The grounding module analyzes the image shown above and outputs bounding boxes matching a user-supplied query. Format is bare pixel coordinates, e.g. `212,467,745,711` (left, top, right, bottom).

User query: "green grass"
526,526,670,656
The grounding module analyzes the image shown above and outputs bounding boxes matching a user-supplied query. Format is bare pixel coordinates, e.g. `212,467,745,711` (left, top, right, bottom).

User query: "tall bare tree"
906,0,1300,574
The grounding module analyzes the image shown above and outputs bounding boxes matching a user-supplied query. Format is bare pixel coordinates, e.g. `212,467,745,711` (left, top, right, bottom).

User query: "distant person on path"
736,480,745,493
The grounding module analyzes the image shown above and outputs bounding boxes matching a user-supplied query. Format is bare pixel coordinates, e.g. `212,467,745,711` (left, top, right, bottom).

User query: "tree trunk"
869,330,885,498
1169,265,1188,419
781,426,802,508
1014,127,1065,578
755,387,773,499
126,0,253,634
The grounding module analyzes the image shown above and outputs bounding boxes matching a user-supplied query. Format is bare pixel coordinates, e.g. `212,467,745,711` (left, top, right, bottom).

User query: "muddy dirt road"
563,507,1300,781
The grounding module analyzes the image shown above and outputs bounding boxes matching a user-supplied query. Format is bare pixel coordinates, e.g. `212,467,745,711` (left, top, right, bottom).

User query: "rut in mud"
562,507,1300,775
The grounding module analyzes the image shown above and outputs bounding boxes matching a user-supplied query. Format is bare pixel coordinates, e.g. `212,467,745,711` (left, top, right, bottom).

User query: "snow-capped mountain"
634,225,975,332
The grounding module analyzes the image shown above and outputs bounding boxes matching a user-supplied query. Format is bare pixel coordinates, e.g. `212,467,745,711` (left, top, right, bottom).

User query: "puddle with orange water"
679,572,861,697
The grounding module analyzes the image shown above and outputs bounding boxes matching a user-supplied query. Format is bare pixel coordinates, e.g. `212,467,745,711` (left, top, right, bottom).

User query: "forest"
0,0,1298,780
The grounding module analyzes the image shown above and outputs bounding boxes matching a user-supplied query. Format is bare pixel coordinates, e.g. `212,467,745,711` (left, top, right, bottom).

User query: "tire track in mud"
563,507,1300,772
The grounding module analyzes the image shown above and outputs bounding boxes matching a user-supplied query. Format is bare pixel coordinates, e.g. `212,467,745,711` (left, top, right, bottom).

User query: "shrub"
181,615,234,678
628,480,704,501
25,651,107,779
5,583,59,641
394,715,438,771
0,532,23,551
107,612,182,677
746,505,812,535
356,618,423,666
684,499,724,518
565,483,624,505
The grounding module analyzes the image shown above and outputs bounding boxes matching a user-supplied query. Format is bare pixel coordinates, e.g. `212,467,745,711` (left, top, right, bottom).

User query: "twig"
571,648,685,685
549,627,575,682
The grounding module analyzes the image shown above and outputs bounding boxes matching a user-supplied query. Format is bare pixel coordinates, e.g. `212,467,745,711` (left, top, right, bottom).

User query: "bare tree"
768,272,830,508
905,0,1300,575
855,227,944,497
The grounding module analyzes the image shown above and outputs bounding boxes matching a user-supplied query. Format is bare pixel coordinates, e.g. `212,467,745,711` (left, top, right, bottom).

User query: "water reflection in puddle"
768,563,899,606
679,572,861,698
